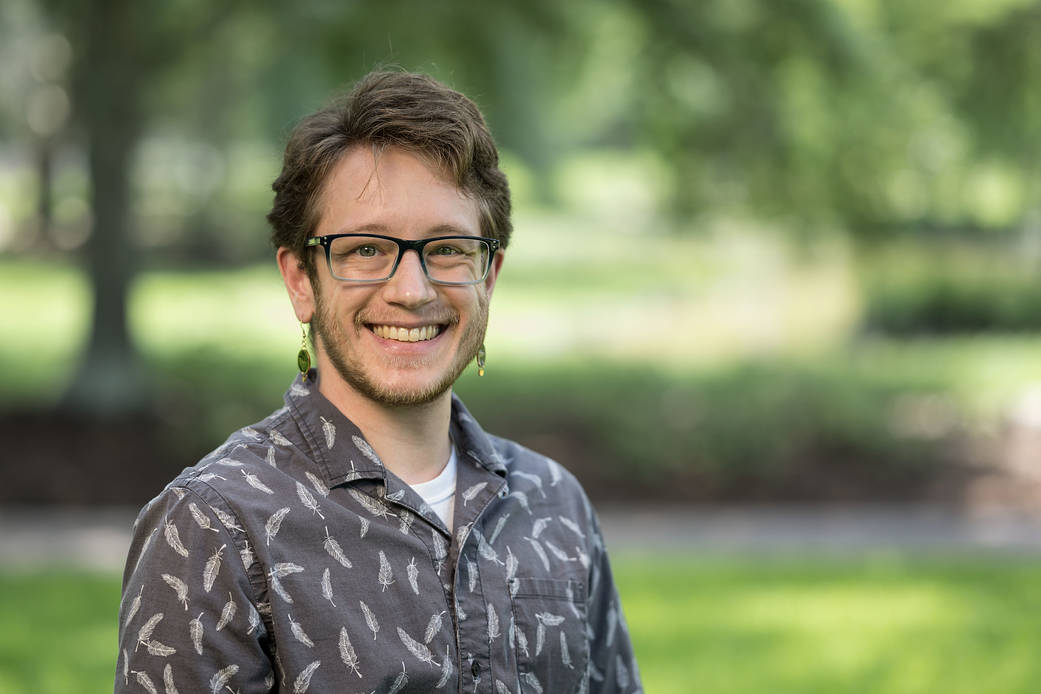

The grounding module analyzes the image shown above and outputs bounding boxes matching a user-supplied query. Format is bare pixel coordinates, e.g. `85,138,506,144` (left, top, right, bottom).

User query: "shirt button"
471,661,482,679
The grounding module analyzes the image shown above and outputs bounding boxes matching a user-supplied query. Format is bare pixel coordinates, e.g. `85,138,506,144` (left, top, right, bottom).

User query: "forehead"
316,145,480,237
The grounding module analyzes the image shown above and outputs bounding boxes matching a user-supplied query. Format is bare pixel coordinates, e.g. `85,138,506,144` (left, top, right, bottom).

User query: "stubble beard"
310,283,488,408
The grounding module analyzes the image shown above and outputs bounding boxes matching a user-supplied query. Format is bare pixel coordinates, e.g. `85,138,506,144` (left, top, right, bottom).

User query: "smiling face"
279,145,502,408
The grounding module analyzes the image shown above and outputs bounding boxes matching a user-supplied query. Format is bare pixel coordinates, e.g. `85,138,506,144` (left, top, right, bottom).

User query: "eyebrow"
331,223,479,238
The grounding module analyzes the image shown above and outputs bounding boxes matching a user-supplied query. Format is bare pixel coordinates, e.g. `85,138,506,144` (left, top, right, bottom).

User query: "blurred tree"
42,0,242,415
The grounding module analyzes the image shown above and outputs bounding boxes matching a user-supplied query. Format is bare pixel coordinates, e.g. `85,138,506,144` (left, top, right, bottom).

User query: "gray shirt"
115,373,642,693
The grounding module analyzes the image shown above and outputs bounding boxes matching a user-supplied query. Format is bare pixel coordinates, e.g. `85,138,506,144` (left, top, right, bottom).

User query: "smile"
369,324,443,343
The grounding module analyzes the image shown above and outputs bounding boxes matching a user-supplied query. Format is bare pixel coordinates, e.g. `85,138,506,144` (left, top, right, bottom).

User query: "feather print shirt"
115,373,643,694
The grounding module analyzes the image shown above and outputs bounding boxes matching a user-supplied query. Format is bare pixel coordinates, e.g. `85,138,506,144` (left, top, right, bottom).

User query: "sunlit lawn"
1,556,1040,694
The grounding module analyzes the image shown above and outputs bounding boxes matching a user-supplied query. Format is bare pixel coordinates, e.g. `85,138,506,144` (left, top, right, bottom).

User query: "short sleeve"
114,486,274,693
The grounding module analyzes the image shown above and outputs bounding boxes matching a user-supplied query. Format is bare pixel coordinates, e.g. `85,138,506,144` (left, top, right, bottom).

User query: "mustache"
354,312,460,327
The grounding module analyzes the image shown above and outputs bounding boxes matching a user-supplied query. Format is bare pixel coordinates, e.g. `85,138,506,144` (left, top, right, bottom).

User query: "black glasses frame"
306,233,501,285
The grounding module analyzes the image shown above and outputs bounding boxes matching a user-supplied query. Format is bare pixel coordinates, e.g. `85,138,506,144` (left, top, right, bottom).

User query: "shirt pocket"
508,576,588,694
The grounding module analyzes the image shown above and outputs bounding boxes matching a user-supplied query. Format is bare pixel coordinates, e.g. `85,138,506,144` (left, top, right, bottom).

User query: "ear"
277,247,316,323
482,249,505,299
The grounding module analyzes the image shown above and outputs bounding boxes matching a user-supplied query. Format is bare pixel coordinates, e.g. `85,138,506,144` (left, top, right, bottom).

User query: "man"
115,71,642,694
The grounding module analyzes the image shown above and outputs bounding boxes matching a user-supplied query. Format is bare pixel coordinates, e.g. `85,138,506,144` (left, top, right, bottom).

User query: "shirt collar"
284,370,507,490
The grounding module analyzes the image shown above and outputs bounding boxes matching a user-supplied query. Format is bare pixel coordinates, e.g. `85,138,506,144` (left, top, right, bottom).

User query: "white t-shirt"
409,446,457,532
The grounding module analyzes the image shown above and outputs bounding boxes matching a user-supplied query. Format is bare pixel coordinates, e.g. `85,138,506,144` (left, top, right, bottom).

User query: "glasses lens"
423,238,491,284
327,235,399,281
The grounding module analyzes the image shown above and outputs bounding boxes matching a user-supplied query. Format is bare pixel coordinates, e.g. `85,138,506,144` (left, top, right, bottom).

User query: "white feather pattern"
145,640,176,657
269,428,293,446
476,530,503,565
208,664,238,694
352,435,382,466
189,613,204,655
615,655,630,689
359,516,370,539
424,611,446,643
487,602,501,640
320,415,336,449
163,663,178,694
489,513,510,544
188,503,220,533
535,622,545,657
246,603,260,635
561,630,574,669
339,627,362,678
323,527,352,568
209,505,243,534
241,470,274,495
293,660,321,693
126,585,144,626
388,662,408,694
348,489,393,519
131,670,159,694
558,515,585,539
378,550,395,591
289,613,315,647
360,600,379,639
305,471,329,497
544,539,572,563
398,510,415,535
321,568,335,606
161,574,189,610
461,482,487,505
512,470,546,497
531,517,551,539
546,457,562,485
467,558,478,593
163,521,189,558
522,671,544,694
513,619,529,657
240,541,254,571
407,557,420,595
435,644,453,689
505,547,519,587
397,626,439,666
293,486,324,524
495,680,512,694
216,593,236,631
536,612,565,627
203,544,226,593
264,507,291,545
525,537,551,571
508,490,532,514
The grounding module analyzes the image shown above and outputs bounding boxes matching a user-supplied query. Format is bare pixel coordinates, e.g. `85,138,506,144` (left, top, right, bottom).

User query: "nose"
381,249,437,308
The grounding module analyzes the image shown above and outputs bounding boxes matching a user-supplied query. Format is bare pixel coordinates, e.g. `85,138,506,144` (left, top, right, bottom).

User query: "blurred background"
2,0,1041,692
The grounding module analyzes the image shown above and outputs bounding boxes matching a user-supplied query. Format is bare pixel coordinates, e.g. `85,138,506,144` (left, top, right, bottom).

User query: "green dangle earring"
476,343,486,377
297,323,311,381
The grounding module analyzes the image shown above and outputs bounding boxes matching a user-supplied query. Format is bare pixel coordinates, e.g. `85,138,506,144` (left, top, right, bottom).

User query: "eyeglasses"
306,233,500,285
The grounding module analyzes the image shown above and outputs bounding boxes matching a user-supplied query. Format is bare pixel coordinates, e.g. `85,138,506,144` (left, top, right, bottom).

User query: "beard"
309,283,488,408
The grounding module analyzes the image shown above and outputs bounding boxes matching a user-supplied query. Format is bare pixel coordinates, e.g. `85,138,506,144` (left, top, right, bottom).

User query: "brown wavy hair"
268,70,512,275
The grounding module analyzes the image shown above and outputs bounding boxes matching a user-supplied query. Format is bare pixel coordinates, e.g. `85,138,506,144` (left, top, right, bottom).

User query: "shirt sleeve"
584,508,643,694
114,486,274,694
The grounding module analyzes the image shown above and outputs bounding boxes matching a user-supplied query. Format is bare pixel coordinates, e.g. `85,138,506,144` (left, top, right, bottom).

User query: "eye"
431,245,462,256
356,245,379,258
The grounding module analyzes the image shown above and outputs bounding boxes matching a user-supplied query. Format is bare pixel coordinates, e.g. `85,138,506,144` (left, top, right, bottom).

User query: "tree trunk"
60,0,149,416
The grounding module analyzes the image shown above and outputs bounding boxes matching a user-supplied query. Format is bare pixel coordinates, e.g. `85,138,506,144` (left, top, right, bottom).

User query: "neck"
315,368,453,486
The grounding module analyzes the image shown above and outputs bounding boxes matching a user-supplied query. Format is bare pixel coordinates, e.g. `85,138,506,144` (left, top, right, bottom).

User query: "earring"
476,344,486,377
297,323,311,381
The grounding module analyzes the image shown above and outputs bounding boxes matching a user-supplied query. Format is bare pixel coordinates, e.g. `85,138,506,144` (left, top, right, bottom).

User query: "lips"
369,324,443,342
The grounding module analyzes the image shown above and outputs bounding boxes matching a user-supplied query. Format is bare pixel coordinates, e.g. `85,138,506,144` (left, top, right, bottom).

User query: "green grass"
2,556,1040,693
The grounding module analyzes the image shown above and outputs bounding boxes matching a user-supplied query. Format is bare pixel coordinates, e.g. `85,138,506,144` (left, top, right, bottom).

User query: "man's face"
304,145,501,407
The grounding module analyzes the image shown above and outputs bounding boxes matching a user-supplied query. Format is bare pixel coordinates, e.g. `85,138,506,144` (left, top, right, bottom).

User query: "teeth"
372,325,441,342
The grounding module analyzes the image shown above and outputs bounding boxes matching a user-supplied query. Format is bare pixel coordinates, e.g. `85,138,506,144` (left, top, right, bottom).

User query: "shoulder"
486,434,593,522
